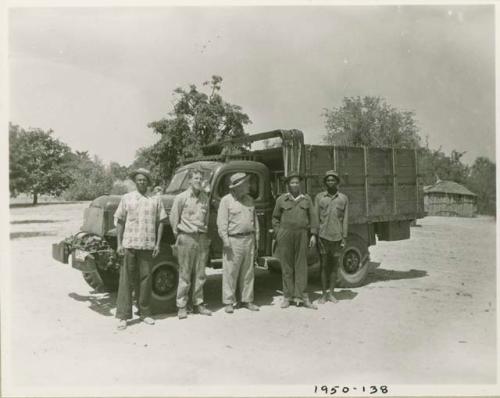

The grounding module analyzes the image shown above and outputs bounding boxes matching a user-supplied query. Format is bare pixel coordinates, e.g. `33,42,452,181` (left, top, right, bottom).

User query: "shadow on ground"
10,201,84,208
10,231,57,239
362,268,428,285
68,292,117,317
11,219,68,224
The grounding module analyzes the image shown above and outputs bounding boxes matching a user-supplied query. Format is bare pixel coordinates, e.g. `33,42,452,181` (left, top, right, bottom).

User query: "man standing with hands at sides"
272,172,318,310
315,170,349,304
169,169,212,320
217,172,260,313
114,168,168,330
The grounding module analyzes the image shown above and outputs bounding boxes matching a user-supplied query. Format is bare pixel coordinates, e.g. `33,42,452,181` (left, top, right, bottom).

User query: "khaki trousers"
222,235,255,305
176,233,210,308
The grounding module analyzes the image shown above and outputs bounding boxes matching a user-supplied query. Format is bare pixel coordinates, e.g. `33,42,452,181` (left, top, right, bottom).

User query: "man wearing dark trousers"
114,168,168,330
272,172,318,309
315,170,349,304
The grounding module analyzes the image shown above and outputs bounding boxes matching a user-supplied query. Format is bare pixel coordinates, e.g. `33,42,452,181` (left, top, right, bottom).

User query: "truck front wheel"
150,260,179,314
337,235,370,287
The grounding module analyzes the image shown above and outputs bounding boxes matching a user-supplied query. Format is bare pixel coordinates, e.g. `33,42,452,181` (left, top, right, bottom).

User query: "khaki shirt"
114,191,168,250
217,193,259,244
315,191,349,242
272,193,318,234
169,187,209,236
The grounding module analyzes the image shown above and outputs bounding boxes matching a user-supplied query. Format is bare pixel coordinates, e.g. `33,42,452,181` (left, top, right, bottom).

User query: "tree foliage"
467,157,496,215
63,153,114,201
420,147,470,186
9,123,74,204
323,96,421,149
144,76,251,183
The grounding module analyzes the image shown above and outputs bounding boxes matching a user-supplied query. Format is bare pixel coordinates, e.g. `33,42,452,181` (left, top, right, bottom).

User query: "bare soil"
4,202,497,395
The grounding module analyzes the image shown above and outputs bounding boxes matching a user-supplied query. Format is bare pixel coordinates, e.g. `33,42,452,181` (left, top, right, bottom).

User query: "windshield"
165,168,214,194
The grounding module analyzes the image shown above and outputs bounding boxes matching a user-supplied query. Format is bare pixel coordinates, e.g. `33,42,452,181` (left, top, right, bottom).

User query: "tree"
420,147,470,186
9,123,74,205
144,76,251,183
467,157,496,215
323,96,421,149
63,154,114,201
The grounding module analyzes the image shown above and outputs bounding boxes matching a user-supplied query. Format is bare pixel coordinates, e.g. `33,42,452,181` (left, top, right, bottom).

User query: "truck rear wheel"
337,235,370,287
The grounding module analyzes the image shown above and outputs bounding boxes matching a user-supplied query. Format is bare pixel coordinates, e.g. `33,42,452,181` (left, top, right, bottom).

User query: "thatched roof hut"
423,179,477,217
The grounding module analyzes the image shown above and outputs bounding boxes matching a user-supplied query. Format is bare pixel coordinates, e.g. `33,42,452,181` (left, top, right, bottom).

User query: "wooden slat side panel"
340,186,366,221
336,147,365,185
367,148,392,185
368,186,394,216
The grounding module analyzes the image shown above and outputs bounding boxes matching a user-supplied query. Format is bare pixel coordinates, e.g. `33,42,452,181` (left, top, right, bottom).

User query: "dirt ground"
4,202,497,395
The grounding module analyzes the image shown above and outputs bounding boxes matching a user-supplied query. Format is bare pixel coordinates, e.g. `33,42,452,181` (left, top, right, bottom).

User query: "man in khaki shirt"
217,172,260,313
170,169,212,319
315,170,349,304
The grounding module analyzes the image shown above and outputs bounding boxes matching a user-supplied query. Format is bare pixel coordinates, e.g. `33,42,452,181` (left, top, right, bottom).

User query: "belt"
178,230,207,235
228,232,254,237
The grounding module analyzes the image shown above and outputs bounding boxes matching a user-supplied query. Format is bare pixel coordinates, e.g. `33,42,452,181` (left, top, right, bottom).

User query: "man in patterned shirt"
114,168,168,330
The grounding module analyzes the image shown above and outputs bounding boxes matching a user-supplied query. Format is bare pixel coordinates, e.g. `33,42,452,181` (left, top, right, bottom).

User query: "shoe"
318,294,328,305
117,319,127,330
328,293,339,303
280,299,290,309
141,316,155,325
195,304,212,316
178,307,188,319
225,305,234,314
303,300,318,310
244,302,260,311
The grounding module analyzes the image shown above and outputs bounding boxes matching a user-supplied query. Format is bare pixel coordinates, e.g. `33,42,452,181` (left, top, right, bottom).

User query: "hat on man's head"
229,172,250,189
284,171,303,183
129,168,152,184
323,170,340,183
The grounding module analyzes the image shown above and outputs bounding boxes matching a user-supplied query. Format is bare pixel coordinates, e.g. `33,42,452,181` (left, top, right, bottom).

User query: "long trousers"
222,235,255,305
176,233,210,308
319,238,342,292
116,249,153,320
275,228,309,301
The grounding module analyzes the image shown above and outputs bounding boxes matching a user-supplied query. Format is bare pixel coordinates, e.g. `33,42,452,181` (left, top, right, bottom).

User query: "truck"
52,129,425,313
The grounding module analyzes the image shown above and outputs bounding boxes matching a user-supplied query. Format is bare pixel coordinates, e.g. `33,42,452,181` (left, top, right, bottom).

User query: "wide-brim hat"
323,170,340,183
229,172,250,189
129,168,152,184
284,172,303,183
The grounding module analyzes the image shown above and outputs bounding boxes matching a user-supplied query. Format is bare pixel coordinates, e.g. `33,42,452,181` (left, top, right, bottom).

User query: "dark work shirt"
272,193,318,234
315,191,349,242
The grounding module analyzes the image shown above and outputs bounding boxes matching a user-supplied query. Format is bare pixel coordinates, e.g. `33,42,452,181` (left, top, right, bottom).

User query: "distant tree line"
9,123,130,204
9,82,495,215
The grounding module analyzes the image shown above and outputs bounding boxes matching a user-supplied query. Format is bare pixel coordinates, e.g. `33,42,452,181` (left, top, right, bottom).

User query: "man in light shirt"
114,168,168,330
169,169,212,319
217,172,260,313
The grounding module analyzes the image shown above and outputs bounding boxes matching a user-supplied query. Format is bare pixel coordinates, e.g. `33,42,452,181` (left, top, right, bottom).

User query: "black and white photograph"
2,2,498,397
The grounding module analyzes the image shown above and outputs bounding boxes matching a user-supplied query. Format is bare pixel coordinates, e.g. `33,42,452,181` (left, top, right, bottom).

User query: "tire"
150,259,179,314
337,235,370,288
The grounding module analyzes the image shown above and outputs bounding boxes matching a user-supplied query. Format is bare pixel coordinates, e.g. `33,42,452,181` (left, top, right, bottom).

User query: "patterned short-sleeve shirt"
114,191,168,250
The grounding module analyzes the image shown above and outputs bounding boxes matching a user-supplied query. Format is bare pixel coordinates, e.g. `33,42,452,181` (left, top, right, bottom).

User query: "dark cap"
284,171,303,183
323,170,340,183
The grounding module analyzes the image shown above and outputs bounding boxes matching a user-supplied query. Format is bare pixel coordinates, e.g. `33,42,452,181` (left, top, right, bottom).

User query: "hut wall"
424,193,477,217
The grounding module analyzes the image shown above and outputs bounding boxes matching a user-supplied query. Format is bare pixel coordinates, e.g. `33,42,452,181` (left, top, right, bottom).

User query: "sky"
8,5,495,166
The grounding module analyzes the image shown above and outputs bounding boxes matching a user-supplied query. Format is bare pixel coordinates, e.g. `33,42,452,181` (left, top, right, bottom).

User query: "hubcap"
343,250,361,274
152,265,177,297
